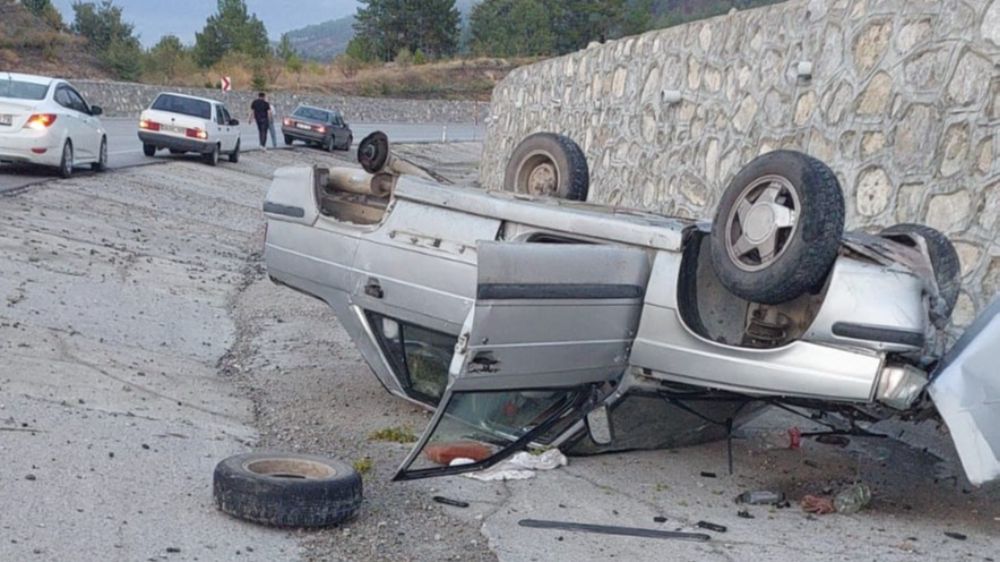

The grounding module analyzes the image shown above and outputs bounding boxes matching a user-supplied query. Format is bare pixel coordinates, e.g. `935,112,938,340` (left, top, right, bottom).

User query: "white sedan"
0,72,107,178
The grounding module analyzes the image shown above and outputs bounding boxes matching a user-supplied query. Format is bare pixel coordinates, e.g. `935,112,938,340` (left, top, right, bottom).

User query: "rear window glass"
151,94,211,119
0,79,49,101
293,106,330,122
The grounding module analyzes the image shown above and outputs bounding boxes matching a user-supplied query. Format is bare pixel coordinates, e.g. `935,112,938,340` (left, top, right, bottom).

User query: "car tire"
880,223,960,328
204,144,219,166
710,150,845,304
503,132,589,201
91,137,108,172
143,144,156,157
59,141,73,179
342,135,353,151
213,452,362,528
324,136,335,152
283,135,293,146
229,139,240,163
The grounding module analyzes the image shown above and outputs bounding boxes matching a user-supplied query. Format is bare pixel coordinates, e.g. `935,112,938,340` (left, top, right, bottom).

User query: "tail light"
186,127,208,140
139,119,160,131
24,114,57,130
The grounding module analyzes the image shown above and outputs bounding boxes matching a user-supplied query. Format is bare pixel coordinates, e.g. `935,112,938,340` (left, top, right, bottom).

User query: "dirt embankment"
0,0,108,79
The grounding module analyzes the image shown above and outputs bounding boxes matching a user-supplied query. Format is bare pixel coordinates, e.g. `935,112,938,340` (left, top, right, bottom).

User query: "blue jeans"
268,119,278,148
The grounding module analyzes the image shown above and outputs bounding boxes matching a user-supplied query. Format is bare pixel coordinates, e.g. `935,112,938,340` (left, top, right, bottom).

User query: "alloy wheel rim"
724,174,800,272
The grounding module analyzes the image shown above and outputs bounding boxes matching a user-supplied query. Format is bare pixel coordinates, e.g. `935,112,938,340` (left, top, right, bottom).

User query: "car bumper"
138,131,214,154
281,126,327,143
0,129,62,167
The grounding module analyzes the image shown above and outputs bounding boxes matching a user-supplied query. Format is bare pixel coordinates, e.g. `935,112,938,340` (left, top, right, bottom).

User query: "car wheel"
710,150,844,304
503,132,589,201
283,134,293,146
213,452,362,528
59,141,73,179
341,135,353,151
229,139,240,163
91,137,108,172
880,223,960,328
143,144,156,157
324,136,335,152
204,144,219,166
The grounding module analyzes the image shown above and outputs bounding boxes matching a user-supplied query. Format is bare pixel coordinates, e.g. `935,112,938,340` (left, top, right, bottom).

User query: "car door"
220,105,239,149
393,242,651,480
212,104,228,151
64,86,100,159
53,86,84,159
331,112,345,145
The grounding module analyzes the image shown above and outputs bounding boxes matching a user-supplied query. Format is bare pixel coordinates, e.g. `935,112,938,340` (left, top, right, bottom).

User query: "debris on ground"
788,427,802,449
653,516,668,523
518,519,710,542
735,490,785,505
700,471,717,478
696,521,727,533
815,434,851,447
801,495,836,515
427,441,493,465
833,483,872,514
944,531,968,541
737,510,755,519
462,449,567,481
432,496,470,508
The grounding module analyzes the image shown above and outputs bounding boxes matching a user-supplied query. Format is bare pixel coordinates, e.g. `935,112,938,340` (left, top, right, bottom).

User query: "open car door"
394,242,651,480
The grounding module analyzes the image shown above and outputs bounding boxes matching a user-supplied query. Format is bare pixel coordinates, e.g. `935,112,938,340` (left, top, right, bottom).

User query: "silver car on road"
262,132,999,485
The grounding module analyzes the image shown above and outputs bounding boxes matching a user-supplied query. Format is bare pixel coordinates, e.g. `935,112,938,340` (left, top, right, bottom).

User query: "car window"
220,105,232,124
367,312,454,405
65,87,90,114
214,104,226,125
151,94,212,120
292,106,330,122
54,87,74,110
0,79,49,101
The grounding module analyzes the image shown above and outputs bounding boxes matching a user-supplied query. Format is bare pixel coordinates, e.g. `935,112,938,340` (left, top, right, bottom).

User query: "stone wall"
72,80,486,124
481,0,1000,326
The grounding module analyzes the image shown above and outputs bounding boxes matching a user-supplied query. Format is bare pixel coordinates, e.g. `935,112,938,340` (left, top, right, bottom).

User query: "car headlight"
876,363,928,410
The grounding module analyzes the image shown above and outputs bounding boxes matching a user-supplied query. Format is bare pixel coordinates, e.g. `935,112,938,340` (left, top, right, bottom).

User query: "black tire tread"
710,150,845,304
229,140,240,163
213,453,362,528
503,132,589,201
143,144,156,157
881,223,960,328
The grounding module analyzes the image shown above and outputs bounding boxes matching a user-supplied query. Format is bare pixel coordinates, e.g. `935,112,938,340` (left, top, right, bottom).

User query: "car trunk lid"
0,99,38,133
928,298,1000,485
140,109,210,141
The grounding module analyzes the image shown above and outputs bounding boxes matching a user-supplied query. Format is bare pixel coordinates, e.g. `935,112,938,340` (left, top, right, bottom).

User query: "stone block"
856,72,893,114
852,19,893,76
947,50,993,106
926,190,974,232
856,166,893,216
939,123,970,177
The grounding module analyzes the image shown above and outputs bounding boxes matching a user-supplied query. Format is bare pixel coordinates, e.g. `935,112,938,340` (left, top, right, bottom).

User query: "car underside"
262,132,1000,485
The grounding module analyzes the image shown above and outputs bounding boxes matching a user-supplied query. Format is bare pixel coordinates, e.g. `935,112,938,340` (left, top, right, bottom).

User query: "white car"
0,72,107,178
138,92,241,166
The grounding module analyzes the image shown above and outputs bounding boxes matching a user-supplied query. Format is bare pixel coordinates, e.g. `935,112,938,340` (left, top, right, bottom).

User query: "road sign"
221,76,231,92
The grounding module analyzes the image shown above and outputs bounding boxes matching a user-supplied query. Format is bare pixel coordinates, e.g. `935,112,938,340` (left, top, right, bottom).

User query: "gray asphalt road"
0,118,484,193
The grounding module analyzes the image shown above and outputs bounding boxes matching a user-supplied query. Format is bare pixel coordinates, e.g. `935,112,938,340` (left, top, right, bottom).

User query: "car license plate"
0,114,11,126
164,124,185,134
296,123,312,130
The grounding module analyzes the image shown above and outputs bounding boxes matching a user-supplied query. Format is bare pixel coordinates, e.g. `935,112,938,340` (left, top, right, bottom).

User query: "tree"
545,0,627,54
144,35,194,82
470,0,554,57
275,33,295,62
72,1,143,80
193,0,269,67
353,0,460,61
23,0,64,29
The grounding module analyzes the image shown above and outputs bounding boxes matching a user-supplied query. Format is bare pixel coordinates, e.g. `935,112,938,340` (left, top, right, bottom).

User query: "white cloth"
456,449,568,481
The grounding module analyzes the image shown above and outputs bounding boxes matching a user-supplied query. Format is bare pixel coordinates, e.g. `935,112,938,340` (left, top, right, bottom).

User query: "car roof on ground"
0,72,58,85
154,91,222,105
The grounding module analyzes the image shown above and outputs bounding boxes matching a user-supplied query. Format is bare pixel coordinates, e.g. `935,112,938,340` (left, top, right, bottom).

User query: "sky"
50,0,361,47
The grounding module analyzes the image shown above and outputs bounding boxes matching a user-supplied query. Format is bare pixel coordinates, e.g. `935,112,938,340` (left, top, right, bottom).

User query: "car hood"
928,298,1000,486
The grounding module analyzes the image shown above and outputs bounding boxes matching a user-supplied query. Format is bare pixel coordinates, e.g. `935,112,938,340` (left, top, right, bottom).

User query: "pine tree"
193,0,269,67
353,0,460,61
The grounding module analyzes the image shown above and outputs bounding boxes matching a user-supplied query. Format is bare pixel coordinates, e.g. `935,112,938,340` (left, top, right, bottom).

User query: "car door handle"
364,278,384,299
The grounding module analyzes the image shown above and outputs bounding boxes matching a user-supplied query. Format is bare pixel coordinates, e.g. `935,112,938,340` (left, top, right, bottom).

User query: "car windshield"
0,79,49,101
293,106,330,123
151,94,211,119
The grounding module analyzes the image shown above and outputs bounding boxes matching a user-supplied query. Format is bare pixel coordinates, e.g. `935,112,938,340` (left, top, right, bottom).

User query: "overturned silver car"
262,132,999,484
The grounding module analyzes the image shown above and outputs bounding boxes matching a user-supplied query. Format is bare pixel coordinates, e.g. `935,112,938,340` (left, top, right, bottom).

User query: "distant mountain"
286,0,481,61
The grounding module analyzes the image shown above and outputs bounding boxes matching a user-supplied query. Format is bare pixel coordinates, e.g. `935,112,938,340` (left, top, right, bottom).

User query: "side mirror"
229,118,240,126
90,105,103,116
585,405,613,445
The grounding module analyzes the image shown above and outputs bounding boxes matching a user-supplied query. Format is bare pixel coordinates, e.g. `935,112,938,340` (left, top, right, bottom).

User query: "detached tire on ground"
213,452,362,528
710,150,845,304
880,223,960,328
503,132,589,201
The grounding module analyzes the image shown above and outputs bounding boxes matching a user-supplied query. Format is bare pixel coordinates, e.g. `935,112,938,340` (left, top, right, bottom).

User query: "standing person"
249,92,271,151
266,95,279,149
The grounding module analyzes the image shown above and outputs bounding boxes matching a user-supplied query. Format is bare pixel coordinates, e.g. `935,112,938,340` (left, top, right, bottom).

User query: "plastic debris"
788,427,802,449
518,519,710,542
737,510,754,519
461,449,567,481
696,521,727,533
700,471,717,478
432,496,469,508
833,483,872,514
653,516,667,523
735,490,785,505
944,531,967,541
